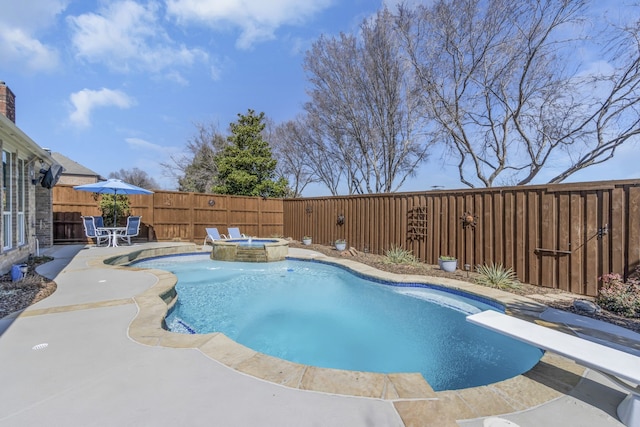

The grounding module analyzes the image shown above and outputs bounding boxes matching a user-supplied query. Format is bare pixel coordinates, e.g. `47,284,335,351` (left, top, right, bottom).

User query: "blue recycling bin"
11,264,23,281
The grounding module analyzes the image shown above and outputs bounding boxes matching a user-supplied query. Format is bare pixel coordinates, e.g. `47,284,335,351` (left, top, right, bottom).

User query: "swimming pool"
133,254,543,391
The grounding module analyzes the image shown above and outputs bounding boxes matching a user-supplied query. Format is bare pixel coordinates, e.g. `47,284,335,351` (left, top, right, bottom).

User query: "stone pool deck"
0,242,637,426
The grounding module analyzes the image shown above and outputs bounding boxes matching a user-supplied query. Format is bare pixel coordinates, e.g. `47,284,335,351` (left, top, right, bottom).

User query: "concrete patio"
0,242,637,426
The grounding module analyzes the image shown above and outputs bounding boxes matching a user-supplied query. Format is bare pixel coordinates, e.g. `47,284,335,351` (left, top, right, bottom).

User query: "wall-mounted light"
337,214,345,226
305,205,313,214
31,167,47,185
208,199,215,207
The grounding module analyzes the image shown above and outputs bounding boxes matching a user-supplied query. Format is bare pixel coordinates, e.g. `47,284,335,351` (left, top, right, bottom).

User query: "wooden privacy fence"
54,180,640,296
283,179,640,297
53,185,284,245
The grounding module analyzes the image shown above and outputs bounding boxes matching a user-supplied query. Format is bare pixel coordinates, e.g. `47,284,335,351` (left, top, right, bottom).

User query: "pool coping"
100,245,589,426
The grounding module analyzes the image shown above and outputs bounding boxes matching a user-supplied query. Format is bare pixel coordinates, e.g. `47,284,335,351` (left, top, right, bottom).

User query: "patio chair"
117,216,141,245
226,227,247,239
204,227,228,245
81,216,110,246
93,216,105,228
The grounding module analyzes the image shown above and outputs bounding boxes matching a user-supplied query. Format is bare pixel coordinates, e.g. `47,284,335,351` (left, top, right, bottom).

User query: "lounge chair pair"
203,227,247,245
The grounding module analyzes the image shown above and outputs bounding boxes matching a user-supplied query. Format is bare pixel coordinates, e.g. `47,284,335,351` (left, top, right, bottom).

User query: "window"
17,158,25,245
2,150,12,250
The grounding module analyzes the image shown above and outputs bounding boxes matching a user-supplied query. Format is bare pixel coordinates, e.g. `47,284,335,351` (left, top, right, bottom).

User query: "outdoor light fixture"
337,214,345,226
31,168,47,185
208,199,215,206
464,264,471,278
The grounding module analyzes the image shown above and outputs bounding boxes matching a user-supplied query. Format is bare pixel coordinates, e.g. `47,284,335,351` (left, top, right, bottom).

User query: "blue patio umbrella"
73,179,153,225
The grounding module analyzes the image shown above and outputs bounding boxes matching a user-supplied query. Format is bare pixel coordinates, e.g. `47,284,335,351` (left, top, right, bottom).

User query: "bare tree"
270,117,319,197
547,16,640,183
395,0,640,187
303,7,429,195
108,167,159,190
160,122,227,193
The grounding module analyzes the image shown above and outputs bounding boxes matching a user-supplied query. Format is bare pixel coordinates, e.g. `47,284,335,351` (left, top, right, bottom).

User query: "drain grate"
32,343,49,351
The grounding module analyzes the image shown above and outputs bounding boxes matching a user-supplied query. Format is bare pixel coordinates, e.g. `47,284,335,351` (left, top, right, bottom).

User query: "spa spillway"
210,238,289,262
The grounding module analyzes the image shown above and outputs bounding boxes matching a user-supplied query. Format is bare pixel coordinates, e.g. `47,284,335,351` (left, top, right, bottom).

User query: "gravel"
0,258,57,318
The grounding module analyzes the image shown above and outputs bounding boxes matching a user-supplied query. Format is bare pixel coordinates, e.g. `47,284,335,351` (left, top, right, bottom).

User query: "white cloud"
125,137,178,154
166,0,334,49
0,0,68,72
0,0,69,30
0,27,60,72
125,137,182,190
68,0,207,74
69,88,135,128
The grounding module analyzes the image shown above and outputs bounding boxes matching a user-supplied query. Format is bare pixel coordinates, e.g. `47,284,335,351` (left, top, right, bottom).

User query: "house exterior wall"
35,185,53,247
0,83,56,274
58,175,101,186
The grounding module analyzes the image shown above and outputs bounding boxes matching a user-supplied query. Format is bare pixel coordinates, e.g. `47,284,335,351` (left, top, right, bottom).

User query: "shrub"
439,255,456,261
385,245,418,265
596,273,640,318
475,263,520,290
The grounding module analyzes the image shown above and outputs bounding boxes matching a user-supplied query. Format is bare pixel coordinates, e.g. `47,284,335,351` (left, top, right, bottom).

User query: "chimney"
0,81,16,123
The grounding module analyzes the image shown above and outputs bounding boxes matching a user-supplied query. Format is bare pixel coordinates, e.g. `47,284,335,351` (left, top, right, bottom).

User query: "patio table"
97,227,127,247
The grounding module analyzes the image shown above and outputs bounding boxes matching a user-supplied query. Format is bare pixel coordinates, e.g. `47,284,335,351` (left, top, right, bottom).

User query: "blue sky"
0,0,638,196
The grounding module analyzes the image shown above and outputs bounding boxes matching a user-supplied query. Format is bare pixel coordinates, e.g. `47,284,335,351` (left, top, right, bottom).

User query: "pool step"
235,248,268,262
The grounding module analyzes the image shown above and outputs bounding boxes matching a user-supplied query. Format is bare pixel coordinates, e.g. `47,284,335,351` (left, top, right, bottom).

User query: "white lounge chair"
226,227,247,239
204,227,227,245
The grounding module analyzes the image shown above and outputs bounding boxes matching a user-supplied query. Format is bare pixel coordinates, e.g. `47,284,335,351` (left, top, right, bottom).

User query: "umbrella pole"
113,190,118,226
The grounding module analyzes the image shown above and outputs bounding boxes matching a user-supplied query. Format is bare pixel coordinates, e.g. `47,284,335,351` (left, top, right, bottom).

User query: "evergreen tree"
213,110,289,197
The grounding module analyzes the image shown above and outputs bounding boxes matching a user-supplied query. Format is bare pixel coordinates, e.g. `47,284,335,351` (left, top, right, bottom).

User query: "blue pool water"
133,254,543,391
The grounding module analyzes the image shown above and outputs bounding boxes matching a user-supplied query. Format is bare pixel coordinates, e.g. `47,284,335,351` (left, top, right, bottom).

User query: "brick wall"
35,185,53,247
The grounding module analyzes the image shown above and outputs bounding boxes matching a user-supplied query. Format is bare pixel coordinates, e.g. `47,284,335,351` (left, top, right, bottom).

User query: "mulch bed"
0,257,57,318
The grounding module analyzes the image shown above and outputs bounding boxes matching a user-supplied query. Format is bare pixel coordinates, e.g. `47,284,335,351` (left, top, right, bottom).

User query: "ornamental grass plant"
385,245,418,265
475,263,520,290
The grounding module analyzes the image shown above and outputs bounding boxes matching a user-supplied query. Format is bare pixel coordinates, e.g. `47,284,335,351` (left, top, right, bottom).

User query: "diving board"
467,310,640,427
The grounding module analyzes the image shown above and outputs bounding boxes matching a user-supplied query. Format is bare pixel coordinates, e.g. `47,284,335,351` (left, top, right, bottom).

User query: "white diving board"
467,310,640,427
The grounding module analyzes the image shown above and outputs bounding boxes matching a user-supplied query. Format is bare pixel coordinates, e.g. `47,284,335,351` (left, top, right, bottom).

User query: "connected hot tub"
210,238,289,262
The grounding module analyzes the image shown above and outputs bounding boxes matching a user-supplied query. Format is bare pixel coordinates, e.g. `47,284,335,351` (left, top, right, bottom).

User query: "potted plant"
302,236,312,245
439,255,457,272
335,239,347,251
